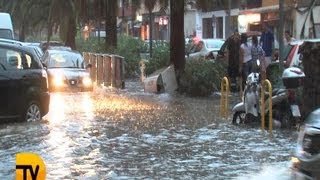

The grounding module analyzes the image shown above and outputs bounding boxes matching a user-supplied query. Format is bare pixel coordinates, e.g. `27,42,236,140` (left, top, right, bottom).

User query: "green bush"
114,35,144,78
144,43,170,75
76,37,106,53
179,59,227,97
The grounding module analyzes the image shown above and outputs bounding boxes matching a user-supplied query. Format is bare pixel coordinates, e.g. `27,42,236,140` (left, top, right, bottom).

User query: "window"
0,47,37,70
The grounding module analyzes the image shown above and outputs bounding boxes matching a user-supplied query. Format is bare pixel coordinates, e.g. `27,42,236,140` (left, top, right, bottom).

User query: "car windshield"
205,40,224,49
48,53,84,68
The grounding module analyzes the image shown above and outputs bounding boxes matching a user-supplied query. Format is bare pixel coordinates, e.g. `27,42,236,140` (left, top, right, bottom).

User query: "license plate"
291,105,301,117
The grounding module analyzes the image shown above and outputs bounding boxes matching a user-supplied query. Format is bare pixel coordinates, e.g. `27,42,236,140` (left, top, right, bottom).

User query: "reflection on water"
0,81,298,179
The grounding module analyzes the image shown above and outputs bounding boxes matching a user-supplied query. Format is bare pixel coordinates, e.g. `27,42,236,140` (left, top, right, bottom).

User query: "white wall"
294,6,320,39
184,10,197,37
199,9,239,39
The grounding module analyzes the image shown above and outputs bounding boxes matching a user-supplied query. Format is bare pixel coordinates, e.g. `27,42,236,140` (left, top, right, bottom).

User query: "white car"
186,39,225,60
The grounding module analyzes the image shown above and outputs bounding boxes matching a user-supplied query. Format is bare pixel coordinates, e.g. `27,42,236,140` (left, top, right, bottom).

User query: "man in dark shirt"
260,22,274,75
219,29,241,86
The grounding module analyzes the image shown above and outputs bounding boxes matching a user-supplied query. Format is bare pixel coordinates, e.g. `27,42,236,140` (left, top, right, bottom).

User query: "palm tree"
0,0,50,41
47,0,79,49
105,0,118,50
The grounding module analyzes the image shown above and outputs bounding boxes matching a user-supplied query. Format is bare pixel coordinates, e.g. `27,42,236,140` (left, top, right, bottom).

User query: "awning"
239,5,289,15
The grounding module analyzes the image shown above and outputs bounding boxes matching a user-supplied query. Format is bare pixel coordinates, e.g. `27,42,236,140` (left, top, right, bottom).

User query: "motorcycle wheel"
232,111,246,125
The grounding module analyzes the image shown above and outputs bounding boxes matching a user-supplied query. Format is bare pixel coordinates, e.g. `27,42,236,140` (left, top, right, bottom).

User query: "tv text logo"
16,152,46,180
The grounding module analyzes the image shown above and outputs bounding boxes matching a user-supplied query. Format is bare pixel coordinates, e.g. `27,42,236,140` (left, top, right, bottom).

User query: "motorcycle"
232,65,305,128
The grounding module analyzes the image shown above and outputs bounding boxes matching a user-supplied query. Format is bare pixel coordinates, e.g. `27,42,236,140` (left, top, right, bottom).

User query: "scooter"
232,66,305,128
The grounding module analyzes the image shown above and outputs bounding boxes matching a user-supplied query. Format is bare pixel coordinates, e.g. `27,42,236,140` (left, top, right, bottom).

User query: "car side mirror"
42,63,47,69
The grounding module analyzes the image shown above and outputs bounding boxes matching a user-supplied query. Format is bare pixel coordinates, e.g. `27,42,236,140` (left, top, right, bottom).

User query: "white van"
0,12,14,39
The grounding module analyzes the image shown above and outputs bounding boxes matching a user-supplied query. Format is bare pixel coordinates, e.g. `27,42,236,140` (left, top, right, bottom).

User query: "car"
0,12,14,39
291,108,320,179
0,42,50,122
0,38,44,60
42,48,93,92
186,38,225,60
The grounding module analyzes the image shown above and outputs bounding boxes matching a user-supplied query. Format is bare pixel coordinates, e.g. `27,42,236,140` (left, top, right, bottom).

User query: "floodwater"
0,79,298,179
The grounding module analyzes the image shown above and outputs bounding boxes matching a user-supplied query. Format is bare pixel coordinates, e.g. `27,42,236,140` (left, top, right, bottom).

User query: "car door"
2,47,41,116
0,48,10,115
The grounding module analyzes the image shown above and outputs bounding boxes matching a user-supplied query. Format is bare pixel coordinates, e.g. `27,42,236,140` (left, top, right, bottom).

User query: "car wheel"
23,101,42,122
232,111,245,125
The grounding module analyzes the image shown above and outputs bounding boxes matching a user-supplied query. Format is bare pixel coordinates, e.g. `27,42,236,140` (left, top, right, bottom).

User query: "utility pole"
226,0,231,37
279,0,285,70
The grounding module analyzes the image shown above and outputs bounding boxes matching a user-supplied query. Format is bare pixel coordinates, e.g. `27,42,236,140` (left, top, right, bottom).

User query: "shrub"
76,37,106,53
144,42,170,75
114,35,144,78
179,59,227,97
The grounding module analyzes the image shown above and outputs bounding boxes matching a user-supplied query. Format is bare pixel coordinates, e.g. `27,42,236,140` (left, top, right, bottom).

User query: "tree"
170,0,185,84
47,0,81,49
0,0,50,41
105,0,118,50
143,0,157,58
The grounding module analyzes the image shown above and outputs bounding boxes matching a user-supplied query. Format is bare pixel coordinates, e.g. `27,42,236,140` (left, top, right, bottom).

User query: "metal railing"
220,77,229,119
83,52,125,88
260,79,273,137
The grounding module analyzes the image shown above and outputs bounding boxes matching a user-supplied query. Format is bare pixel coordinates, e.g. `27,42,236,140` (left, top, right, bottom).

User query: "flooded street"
0,80,298,179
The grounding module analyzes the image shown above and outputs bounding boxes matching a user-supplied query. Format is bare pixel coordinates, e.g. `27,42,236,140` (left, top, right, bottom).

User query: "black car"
42,48,93,92
0,42,50,122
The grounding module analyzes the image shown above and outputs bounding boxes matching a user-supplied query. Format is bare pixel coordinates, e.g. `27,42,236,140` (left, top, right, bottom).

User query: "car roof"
0,38,28,46
0,41,38,54
46,48,82,56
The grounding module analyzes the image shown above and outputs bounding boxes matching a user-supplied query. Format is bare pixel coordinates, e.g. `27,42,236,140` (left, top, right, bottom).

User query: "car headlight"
53,75,65,87
82,77,92,86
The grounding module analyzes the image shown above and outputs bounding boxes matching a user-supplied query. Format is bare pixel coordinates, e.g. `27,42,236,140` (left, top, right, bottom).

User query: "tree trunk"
19,22,26,42
149,9,153,58
300,41,320,120
170,0,185,85
105,0,117,51
65,17,76,50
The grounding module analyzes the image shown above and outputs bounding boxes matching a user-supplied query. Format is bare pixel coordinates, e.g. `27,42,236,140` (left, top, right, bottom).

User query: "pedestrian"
251,35,265,79
284,30,295,46
239,33,252,92
219,29,241,87
260,22,275,71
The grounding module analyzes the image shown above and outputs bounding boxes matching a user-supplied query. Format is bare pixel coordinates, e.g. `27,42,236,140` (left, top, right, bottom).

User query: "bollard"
261,79,273,138
96,54,104,86
89,53,97,84
103,54,112,87
219,77,229,119
111,55,125,88
83,52,89,65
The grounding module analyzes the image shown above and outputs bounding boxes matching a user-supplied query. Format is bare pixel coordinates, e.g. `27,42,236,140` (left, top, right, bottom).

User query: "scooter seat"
264,88,286,99
272,88,286,96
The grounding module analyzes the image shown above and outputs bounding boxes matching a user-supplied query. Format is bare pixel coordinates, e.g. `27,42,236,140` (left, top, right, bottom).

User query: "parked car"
186,38,225,60
0,12,14,39
0,38,44,60
0,42,50,122
42,49,93,92
291,108,320,179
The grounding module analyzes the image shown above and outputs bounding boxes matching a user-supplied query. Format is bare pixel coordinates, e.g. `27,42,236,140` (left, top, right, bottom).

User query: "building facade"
187,0,320,41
